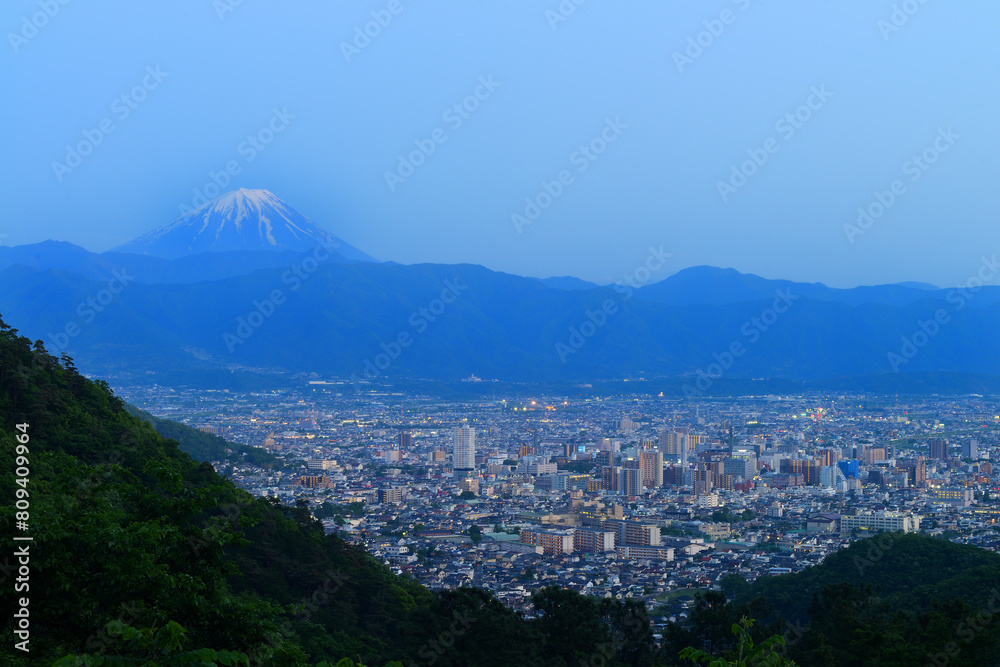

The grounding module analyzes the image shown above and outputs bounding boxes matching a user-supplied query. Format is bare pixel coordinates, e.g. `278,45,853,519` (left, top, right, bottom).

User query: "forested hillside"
0,318,655,666
4,313,1000,666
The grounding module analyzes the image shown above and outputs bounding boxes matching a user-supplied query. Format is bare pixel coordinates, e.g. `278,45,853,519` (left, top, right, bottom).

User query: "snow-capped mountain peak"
115,189,375,261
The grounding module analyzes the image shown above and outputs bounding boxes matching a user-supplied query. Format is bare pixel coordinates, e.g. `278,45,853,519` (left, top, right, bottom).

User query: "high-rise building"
780,459,820,485
521,528,574,555
723,456,755,480
693,467,713,496
602,519,660,546
596,450,614,467
838,459,860,480
664,464,686,486
573,528,616,552
297,475,331,489
618,467,642,496
896,457,927,486
865,447,887,465
660,429,687,460
398,431,412,448
453,426,476,470
820,465,846,489
815,448,838,467
639,451,664,488
602,465,620,492
963,440,979,460
378,488,404,504
712,473,735,491
928,438,948,460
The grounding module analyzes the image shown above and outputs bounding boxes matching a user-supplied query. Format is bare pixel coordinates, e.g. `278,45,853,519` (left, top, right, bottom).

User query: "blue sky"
2,0,998,288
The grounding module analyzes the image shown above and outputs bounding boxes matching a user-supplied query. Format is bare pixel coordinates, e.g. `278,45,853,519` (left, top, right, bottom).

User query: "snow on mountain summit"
115,189,376,261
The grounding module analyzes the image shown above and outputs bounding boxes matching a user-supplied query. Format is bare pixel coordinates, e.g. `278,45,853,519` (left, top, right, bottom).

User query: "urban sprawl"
117,382,1000,627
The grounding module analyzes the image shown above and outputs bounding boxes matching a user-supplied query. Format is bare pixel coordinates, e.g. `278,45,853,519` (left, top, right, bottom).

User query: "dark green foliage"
126,404,279,468
0,318,670,666
744,532,1000,622
732,534,1000,666
525,586,657,667
679,616,798,666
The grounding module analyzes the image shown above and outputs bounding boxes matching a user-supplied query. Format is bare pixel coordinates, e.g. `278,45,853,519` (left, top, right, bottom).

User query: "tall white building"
453,425,476,470
820,465,847,490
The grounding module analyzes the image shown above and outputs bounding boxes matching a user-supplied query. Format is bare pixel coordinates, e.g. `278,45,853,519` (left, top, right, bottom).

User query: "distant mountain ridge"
0,240,341,284
635,265,993,308
4,257,1000,386
4,188,1000,388
536,276,601,291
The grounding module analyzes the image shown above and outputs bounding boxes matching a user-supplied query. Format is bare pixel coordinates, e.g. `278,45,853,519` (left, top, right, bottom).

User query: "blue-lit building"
838,459,860,480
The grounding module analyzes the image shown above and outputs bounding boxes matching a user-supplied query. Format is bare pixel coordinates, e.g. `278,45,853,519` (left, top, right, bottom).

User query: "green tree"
720,574,751,601
54,620,252,666
680,617,798,666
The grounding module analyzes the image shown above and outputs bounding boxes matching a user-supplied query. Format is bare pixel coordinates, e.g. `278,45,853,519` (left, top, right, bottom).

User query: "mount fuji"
114,188,376,262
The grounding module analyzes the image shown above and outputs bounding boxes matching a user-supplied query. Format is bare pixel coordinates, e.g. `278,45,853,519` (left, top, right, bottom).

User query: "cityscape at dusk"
5,2,1000,665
